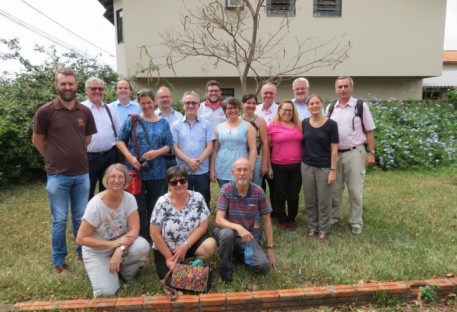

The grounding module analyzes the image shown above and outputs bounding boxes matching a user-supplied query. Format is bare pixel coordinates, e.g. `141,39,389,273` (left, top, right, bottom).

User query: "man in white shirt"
82,77,121,199
198,80,227,130
254,82,279,217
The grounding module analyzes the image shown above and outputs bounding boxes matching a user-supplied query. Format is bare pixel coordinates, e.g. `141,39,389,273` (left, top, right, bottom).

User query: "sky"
0,0,456,74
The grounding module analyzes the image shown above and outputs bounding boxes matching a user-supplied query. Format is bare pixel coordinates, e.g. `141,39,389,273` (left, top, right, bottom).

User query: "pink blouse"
268,122,303,164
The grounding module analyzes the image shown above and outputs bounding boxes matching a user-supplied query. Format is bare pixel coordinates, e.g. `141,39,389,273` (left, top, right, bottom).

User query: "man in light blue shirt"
172,90,215,207
291,77,311,121
109,79,140,125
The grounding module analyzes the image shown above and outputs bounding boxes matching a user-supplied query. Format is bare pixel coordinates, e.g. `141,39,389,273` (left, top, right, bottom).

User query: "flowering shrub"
370,100,457,170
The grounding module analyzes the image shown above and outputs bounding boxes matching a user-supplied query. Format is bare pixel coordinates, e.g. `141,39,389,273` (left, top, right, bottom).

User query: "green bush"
0,38,119,186
370,100,457,169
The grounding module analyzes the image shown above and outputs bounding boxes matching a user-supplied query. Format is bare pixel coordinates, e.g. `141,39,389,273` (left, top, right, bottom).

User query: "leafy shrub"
0,38,119,186
370,100,457,170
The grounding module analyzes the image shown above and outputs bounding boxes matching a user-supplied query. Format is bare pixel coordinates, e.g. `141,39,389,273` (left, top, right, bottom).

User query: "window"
221,88,235,99
313,0,342,17
266,0,296,17
116,9,124,43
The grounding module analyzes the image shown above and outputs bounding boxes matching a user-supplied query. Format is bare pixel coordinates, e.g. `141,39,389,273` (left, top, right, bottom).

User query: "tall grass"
1,166,457,304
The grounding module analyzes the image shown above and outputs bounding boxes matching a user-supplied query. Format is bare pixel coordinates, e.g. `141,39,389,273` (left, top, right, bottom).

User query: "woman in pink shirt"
267,100,303,229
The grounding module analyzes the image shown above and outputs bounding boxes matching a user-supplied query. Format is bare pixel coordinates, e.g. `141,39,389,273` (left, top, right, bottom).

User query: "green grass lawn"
1,166,457,305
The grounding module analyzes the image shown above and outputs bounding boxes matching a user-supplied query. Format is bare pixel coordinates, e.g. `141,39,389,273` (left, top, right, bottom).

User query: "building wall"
133,76,423,103
113,0,446,100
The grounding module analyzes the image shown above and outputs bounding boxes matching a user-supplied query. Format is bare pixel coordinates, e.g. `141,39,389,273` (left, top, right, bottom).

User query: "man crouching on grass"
214,158,277,284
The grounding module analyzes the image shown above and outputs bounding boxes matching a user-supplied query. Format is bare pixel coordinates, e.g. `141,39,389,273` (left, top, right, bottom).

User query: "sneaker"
306,230,318,238
54,264,69,276
352,227,362,235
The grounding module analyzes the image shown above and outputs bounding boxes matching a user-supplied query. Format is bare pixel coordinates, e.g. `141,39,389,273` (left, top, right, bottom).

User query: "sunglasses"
169,177,187,186
89,87,104,92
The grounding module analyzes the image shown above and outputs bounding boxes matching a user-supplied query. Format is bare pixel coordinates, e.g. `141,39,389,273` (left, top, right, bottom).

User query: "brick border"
13,277,457,311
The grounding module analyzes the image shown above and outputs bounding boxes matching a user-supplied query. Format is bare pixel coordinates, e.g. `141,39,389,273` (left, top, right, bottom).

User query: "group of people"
32,68,376,297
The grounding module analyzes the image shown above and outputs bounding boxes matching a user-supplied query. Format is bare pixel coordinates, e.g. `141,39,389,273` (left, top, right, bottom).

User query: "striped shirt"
216,182,272,231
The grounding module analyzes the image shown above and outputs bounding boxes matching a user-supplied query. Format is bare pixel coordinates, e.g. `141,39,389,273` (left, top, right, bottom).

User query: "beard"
58,89,77,102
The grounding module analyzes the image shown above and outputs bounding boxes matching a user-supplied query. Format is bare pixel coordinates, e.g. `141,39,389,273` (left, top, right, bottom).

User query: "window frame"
266,0,296,17
313,0,342,17
116,9,124,44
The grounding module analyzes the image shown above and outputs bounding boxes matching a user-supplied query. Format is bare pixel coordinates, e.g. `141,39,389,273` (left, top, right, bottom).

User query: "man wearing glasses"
172,91,214,207
82,77,121,199
198,80,227,130
155,86,183,175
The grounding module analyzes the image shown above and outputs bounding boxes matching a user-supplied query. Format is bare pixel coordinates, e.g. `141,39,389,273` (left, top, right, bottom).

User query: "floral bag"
164,263,212,300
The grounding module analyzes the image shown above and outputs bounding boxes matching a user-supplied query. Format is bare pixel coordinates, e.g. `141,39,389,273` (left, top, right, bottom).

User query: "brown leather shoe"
54,264,69,276
317,232,329,242
306,230,318,238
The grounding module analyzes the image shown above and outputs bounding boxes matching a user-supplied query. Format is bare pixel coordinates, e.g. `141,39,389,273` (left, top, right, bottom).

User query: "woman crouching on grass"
150,166,217,281
76,163,150,297
301,95,339,242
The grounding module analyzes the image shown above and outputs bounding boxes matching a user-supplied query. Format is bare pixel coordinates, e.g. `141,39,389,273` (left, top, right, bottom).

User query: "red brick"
379,281,408,294
329,284,357,298
172,294,199,310
302,286,331,299
404,279,427,288
251,289,279,302
143,295,171,311
13,301,34,309
199,293,226,307
278,288,307,302
57,299,89,310
115,296,144,310
86,297,117,310
226,291,252,305
30,301,61,311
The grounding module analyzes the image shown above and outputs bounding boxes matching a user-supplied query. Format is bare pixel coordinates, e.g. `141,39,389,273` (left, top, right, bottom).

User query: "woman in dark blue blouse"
301,95,339,242
116,89,173,243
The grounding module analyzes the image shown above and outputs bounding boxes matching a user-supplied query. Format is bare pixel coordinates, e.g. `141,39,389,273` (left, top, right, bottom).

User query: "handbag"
126,170,142,195
164,263,212,300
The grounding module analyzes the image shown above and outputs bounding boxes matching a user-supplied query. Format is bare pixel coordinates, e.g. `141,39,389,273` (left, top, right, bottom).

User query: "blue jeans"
252,160,263,186
188,173,211,208
46,174,90,266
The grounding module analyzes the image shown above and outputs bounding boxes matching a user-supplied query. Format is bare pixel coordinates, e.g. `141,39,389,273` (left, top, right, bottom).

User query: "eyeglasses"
158,96,171,100
89,87,104,92
183,101,199,106
108,175,125,180
207,89,221,93
169,177,187,186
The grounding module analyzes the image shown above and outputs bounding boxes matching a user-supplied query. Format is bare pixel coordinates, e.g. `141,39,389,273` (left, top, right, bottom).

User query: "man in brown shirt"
32,68,97,275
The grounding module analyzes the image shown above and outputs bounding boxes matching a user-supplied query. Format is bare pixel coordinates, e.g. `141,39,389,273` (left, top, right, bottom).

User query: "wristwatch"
119,245,126,252
266,245,274,250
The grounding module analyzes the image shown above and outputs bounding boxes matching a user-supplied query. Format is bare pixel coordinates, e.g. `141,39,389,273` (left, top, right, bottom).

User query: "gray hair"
292,77,310,89
181,90,200,103
335,76,354,87
85,76,105,88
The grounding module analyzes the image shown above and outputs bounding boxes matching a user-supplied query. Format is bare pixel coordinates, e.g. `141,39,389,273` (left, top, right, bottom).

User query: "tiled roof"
444,50,457,63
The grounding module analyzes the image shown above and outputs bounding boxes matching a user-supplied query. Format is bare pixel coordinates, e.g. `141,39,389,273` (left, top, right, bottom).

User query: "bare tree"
159,0,350,94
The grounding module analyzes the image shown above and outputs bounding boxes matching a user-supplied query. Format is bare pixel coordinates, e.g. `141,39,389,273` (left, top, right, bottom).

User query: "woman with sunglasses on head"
116,89,173,244
76,164,150,297
267,100,304,230
150,166,217,281
302,95,339,242
241,93,269,186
